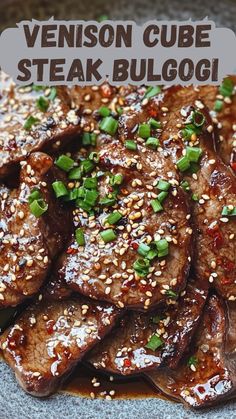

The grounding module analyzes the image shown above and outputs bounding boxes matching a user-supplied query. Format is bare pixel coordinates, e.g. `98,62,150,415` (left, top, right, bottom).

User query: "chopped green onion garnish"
52,181,68,198
84,189,99,206
214,100,223,112
138,243,151,257
68,167,82,180
98,106,110,117
133,258,150,277
146,137,159,149
99,116,118,135
80,159,95,174
165,289,178,298
110,173,123,186
144,86,161,99
180,180,190,192
75,228,85,246
106,211,122,225
176,155,190,172
192,194,199,202
187,356,198,368
151,199,163,213
155,239,169,258
157,180,170,191
138,123,151,139
76,199,93,213
99,195,116,207
100,229,117,243
82,132,97,146
29,198,48,218
89,152,99,162
145,334,163,351
24,116,39,131
28,189,41,204
55,155,74,172
191,110,205,127
222,205,236,216
32,84,46,91
181,124,200,140
186,146,202,163
157,191,168,203
149,118,162,129
83,177,98,190
125,140,137,150
63,188,80,201
219,78,234,97
48,87,57,101
36,96,49,112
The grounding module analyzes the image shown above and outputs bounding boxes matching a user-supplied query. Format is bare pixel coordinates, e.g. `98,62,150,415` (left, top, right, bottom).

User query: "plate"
0,0,235,417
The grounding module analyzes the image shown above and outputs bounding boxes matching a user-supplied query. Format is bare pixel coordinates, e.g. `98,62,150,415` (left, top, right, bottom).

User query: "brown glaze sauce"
62,364,163,400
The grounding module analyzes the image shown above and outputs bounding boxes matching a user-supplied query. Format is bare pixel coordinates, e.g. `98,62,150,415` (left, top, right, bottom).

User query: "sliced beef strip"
146,294,236,409
0,296,120,397
119,85,236,300
0,152,71,307
59,133,192,309
87,281,207,375
0,72,125,178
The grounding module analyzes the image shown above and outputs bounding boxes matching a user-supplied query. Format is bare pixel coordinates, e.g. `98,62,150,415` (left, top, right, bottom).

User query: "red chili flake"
131,242,139,250
230,162,236,172
124,358,131,367
46,320,55,334
197,386,206,394
221,277,234,285
101,84,112,98
148,107,158,118
221,257,235,273
66,247,77,255
206,223,224,249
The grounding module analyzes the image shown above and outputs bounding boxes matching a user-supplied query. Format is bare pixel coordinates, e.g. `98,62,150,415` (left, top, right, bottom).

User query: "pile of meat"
0,71,236,409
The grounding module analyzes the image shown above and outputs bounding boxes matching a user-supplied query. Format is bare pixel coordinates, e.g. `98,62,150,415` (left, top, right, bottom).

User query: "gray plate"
0,0,236,417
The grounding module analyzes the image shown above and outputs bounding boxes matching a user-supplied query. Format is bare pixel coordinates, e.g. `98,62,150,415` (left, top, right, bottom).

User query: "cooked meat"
0,296,120,396
118,85,236,300
58,133,192,309
0,72,122,178
87,281,207,375
146,294,236,409
0,152,71,307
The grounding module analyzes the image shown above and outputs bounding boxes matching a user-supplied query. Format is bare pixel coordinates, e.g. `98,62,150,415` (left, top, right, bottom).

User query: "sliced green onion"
80,159,95,174
125,140,137,150
63,188,79,201
138,123,151,139
100,229,117,243
28,189,41,204
99,116,118,135
68,167,82,180
98,106,110,117
157,180,170,191
187,356,198,368
165,289,178,298
219,78,234,97
214,100,223,112
83,177,98,190
133,258,150,277
84,189,99,206
81,132,97,146
155,239,169,258
99,195,116,207
222,205,236,216
23,116,39,131
191,110,205,127
181,124,200,140
89,151,99,162
180,180,190,192
76,199,93,213
149,118,162,129
144,86,161,99
75,228,85,246
29,199,48,218
32,84,46,92
55,155,74,172
48,87,57,101
138,243,151,257
176,155,190,172
192,194,199,202
146,137,159,149
151,199,163,213
186,146,202,163
157,191,168,203
36,96,49,112
145,334,163,351
106,211,122,225
52,181,68,198
147,247,158,260
110,173,123,186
